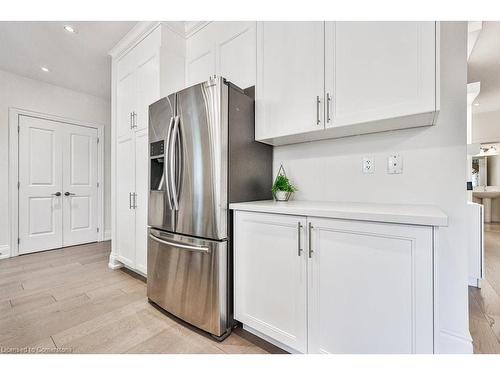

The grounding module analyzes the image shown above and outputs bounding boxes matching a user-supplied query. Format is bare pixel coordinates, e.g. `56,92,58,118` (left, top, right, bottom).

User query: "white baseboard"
103,229,112,241
0,245,10,259
468,277,481,288
108,253,123,270
438,329,473,354
242,324,297,354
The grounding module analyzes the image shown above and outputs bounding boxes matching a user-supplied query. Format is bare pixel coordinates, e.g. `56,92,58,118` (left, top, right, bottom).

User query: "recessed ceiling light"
64,25,76,33
41,66,49,72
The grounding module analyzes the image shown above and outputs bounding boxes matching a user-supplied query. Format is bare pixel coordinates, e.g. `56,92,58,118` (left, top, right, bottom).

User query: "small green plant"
272,174,297,194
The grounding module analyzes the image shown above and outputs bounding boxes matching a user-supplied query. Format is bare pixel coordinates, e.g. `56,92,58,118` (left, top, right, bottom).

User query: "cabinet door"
308,218,433,354
134,129,149,275
116,136,136,268
136,53,160,132
117,72,136,140
233,211,308,353
325,22,436,128
215,21,256,89
256,21,325,141
186,23,216,87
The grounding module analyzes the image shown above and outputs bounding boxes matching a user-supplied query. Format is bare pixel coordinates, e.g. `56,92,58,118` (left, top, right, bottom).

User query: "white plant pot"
275,191,290,201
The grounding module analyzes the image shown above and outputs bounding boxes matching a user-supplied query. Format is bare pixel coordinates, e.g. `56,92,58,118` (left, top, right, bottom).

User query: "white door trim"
8,107,106,258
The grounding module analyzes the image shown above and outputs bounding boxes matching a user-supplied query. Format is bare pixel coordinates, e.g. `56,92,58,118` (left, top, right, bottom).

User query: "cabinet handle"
133,111,137,128
297,222,303,256
129,192,132,209
316,96,321,125
308,222,314,258
129,112,133,129
133,192,137,209
326,92,332,123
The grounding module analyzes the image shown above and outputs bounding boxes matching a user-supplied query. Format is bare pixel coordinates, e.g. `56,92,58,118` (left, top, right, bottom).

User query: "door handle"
164,116,174,210
326,92,332,123
64,192,75,196
297,222,303,256
308,222,314,258
169,115,180,210
316,96,321,125
52,192,61,196
149,233,209,253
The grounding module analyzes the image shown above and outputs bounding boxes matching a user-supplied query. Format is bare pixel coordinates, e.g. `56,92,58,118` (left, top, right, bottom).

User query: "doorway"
9,109,104,256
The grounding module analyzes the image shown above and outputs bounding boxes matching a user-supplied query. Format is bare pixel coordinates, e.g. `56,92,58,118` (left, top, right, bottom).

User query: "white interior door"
18,115,63,254
18,115,99,254
62,124,98,247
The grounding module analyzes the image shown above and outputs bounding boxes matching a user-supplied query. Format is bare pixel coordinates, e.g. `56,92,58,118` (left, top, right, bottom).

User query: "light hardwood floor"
0,242,285,354
469,223,500,354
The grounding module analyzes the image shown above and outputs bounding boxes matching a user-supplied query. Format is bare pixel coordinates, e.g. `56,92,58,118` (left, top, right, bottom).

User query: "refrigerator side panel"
228,84,273,203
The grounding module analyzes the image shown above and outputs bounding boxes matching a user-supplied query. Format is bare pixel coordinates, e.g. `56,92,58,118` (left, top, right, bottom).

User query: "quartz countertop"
229,200,448,227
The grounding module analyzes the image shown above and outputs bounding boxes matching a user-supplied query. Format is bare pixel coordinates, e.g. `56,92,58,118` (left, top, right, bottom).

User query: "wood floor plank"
0,241,281,354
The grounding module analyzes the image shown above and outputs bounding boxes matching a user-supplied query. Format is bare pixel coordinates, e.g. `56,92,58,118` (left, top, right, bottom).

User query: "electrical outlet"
387,153,403,174
362,156,375,174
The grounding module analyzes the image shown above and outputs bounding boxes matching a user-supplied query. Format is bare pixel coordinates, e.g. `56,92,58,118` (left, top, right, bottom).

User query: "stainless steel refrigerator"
147,76,272,339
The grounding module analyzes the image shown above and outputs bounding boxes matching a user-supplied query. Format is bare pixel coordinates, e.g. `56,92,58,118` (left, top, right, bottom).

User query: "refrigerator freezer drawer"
147,228,229,337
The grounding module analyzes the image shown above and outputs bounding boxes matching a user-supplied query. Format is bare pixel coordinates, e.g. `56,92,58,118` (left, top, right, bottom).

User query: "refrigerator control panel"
150,140,164,157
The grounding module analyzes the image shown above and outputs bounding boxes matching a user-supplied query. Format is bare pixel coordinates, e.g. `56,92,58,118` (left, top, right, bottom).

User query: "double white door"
18,115,98,254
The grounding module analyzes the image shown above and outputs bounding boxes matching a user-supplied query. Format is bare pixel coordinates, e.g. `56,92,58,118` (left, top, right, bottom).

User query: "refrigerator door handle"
164,116,175,210
169,115,180,210
149,233,209,253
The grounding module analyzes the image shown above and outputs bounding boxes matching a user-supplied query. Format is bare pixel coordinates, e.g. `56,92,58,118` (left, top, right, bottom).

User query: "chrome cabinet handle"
326,92,332,123
308,222,314,258
149,233,209,253
133,192,137,209
169,116,180,210
316,96,321,125
164,116,174,210
129,192,132,209
52,192,61,196
64,192,75,196
133,111,137,128
130,112,133,129
297,222,303,256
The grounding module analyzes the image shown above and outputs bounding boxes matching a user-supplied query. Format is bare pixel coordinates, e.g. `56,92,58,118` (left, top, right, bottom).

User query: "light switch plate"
362,156,375,174
387,153,403,174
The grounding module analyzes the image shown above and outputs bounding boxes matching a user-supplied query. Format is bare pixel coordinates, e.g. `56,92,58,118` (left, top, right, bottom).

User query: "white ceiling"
468,21,500,114
0,21,136,99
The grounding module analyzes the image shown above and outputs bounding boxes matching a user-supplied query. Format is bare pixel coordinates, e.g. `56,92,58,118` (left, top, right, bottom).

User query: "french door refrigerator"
147,77,272,339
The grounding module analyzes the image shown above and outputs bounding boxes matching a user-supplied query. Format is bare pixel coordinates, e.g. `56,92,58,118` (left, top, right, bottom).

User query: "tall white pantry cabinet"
109,23,185,275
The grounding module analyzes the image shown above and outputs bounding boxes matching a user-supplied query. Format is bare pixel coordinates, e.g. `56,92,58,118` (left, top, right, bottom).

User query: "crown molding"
108,21,161,59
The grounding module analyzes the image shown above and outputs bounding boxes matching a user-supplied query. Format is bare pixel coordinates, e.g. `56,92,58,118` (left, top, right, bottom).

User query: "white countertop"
229,200,448,227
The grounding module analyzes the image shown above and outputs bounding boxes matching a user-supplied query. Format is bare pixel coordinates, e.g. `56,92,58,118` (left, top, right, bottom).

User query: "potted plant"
272,165,297,202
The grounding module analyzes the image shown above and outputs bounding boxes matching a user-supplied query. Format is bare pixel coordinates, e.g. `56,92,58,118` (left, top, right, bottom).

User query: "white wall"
472,110,500,144
0,69,111,253
273,22,470,353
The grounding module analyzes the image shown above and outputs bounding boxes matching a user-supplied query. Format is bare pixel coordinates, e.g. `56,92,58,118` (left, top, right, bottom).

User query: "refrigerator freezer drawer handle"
149,233,209,253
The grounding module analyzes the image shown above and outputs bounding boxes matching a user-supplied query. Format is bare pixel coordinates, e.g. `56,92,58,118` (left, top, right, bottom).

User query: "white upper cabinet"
215,22,256,89
136,54,160,132
256,22,325,141
255,21,439,145
326,22,437,129
186,22,256,89
116,72,136,140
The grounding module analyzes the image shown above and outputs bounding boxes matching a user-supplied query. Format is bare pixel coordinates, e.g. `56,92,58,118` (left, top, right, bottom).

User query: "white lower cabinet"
233,211,434,354
233,212,308,352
